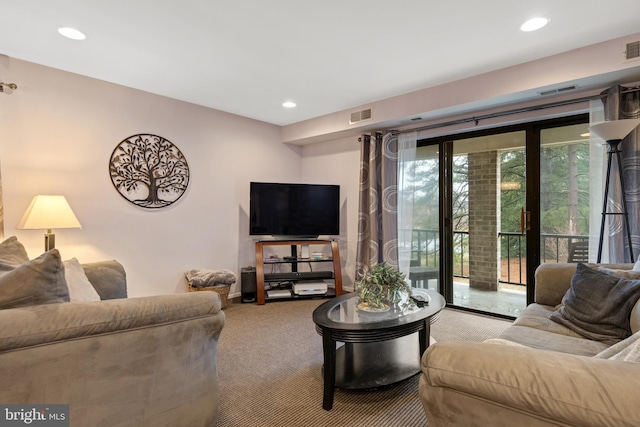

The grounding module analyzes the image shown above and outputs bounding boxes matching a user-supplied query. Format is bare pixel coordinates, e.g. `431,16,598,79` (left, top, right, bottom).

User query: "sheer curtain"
397,131,418,280
591,85,640,263
355,132,399,280
589,99,606,261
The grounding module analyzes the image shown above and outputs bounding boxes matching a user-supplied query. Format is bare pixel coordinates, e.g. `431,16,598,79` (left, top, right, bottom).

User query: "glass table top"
326,288,436,325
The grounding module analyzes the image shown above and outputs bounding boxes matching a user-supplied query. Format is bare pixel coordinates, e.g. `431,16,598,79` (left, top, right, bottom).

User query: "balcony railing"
403,228,588,287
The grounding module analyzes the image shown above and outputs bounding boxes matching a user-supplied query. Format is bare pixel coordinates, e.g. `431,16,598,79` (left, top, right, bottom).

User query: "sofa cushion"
498,324,610,356
512,303,586,338
550,263,640,345
0,249,70,309
0,236,30,271
64,258,100,302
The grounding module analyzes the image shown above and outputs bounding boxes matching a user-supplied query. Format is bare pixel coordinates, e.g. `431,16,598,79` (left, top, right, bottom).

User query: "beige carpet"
217,298,511,427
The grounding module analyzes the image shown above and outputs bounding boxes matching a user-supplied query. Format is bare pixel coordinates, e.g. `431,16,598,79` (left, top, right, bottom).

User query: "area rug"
217,298,511,426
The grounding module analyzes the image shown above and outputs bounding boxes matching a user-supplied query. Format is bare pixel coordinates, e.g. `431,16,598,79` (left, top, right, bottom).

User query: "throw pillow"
598,267,640,280
594,331,640,362
0,236,30,271
0,249,70,309
64,258,100,302
549,263,640,345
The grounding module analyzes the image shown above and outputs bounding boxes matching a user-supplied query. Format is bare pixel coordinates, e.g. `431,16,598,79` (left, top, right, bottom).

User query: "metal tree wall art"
109,134,190,209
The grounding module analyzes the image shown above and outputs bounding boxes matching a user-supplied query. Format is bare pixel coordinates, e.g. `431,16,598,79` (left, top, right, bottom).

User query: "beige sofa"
0,238,225,427
419,262,640,427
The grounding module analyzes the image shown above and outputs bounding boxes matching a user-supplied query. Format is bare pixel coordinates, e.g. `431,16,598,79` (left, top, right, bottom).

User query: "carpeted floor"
216,298,511,427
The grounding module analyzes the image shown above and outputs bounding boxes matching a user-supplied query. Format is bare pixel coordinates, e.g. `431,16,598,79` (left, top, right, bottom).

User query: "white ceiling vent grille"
625,41,640,61
349,108,372,124
538,85,578,96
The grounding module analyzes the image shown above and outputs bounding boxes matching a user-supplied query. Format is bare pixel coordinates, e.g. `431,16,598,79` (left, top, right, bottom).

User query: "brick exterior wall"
468,151,500,290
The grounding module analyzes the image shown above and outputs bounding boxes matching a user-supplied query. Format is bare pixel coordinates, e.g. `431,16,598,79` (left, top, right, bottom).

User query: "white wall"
300,136,360,290
0,57,302,297
282,32,640,145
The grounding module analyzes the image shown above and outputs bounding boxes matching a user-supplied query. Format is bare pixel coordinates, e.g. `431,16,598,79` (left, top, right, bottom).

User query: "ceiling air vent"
625,41,640,61
349,108,372,125
538,85,577,96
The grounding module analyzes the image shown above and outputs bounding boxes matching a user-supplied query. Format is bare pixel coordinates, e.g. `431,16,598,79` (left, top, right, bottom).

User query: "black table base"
334,333,421,389
313,291,444,411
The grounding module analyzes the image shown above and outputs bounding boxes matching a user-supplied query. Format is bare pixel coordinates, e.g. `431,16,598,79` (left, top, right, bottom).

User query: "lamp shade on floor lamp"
590,119,640,142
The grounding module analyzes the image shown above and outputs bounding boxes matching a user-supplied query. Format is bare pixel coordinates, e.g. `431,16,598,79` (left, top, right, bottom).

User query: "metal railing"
404,228,588,286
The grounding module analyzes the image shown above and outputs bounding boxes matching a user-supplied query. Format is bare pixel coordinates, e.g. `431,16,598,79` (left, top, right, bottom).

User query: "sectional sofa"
420,262,640,427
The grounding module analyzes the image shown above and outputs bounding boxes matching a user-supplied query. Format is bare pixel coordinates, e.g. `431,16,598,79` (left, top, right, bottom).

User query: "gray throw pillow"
0,236,30,271
550,263,640,345
0,249,70,309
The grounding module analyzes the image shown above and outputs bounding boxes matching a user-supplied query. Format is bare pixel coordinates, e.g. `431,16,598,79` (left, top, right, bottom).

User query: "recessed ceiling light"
282,101,296,108
580,132,590,138
58,27,87,40
520,17,549,32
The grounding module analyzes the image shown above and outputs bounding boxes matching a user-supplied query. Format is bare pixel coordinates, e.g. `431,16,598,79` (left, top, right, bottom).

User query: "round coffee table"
312,289,445,410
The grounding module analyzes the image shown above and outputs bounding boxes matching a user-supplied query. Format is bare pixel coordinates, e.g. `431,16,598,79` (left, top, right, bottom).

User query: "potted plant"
356,262,413,312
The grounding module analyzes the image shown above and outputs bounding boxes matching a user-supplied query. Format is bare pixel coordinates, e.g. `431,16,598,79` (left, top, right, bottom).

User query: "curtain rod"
394,86,640,136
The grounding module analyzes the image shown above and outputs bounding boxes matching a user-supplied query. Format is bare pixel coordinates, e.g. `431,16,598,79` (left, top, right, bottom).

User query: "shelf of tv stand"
264,287,338,302
255,239,343,305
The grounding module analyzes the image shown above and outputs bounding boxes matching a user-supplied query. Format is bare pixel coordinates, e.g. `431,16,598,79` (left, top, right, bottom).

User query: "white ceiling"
2,0,640,126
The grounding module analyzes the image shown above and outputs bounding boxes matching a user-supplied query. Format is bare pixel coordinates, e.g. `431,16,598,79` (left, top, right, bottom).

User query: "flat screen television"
249,182,340,238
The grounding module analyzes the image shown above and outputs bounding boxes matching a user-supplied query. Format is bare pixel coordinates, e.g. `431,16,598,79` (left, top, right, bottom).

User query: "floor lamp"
591,119,640,263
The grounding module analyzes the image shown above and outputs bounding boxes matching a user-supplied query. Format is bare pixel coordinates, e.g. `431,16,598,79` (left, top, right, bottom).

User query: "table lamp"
590,118,640,262
17,195,82,251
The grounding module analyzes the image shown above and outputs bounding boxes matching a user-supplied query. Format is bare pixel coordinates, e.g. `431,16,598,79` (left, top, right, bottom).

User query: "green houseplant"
356,262,412,311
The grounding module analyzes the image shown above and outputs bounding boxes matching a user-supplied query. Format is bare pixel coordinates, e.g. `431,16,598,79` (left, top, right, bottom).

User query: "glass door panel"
450,131,527,316
408,144,440,292
539,123,592,263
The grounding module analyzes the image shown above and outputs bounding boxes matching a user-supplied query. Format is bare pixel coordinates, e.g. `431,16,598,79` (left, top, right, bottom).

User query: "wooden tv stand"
255,239,342,305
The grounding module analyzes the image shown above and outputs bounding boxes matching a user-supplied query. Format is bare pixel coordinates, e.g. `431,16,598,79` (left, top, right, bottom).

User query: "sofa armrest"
0,292,222,352
81,260,127,300
0,292,225,426
420,341,640,427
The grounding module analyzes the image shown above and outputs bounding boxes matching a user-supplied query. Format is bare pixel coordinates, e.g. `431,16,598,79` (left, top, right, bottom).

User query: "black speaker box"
241,267,257,303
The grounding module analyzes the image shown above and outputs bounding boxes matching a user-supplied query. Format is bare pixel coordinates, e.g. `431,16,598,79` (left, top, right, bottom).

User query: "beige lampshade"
589,119,640,142
17,195,82,230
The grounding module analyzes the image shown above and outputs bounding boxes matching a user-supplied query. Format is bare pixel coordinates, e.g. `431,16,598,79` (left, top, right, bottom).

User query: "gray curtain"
602,85,640,262
355,132,399,280
0,162,3,240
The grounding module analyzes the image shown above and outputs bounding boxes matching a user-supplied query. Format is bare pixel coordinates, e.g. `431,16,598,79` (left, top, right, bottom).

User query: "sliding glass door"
410,115,590,318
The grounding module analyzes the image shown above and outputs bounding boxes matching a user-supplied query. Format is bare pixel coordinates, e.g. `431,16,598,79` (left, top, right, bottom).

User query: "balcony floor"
453,281,526,317
418,278,527,318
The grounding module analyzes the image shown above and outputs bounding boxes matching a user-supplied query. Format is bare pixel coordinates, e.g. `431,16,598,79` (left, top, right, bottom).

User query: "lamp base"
44,231,55,251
